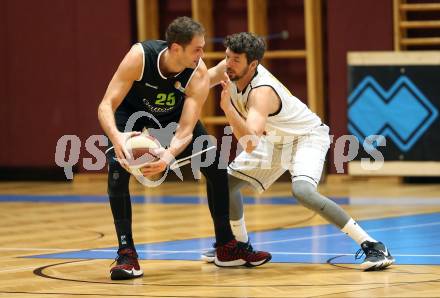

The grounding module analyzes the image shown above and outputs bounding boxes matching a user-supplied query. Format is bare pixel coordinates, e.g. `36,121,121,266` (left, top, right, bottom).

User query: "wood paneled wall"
0,0,134,171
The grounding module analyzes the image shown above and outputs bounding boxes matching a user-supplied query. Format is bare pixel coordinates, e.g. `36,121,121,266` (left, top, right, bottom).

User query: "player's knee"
292,180,315,199
108,173,130,197
107,159,130,197
228,175,246,194
291,180,322,210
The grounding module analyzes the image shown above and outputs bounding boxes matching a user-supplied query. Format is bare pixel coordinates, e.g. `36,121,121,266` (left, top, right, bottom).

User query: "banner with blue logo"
348,64,440,161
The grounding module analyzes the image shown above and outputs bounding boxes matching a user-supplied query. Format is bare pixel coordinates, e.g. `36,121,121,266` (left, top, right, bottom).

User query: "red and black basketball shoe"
110,248,143,280
215,239,272,267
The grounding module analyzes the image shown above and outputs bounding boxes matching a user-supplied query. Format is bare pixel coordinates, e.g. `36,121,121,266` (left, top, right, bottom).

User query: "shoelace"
110,256,118,267
110,252,136,267
354,248,364,260
237,241,254,252
355,247,381,260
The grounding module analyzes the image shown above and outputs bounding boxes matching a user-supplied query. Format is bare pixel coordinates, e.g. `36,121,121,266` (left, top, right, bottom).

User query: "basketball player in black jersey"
98,17,271,280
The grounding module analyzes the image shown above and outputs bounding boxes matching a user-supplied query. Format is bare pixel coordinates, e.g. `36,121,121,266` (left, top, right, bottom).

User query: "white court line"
129,249,202,254
131,251,440,258
350,197,440,205
392,254,440,257
3,247,439,258
268,252,440,257
0,248,202,253
2,248,440,258
254,221,440,245
2,221,439,257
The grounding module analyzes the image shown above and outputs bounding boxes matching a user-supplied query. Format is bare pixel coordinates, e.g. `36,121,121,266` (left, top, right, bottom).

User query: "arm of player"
208,59,226,88
97,44,144,170
141,61,210,176
172,61,210,156
220,74,276,153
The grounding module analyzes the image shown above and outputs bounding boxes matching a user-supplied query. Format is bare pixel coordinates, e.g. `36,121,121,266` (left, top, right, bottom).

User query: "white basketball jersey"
229,65,322,140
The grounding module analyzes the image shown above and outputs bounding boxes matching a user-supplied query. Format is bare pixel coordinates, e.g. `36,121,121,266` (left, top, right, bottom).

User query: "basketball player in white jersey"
204,32,394,271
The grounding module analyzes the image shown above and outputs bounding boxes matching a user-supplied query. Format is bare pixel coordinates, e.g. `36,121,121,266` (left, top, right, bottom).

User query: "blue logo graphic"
348,76,438,152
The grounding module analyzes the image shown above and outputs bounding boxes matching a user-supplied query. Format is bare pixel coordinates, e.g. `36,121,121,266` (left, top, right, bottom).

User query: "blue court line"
0,194,349,205
25,212,440,265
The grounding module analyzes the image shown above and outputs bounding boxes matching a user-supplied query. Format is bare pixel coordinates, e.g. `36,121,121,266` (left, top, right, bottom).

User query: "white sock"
230,217,248,243
341,218,376,245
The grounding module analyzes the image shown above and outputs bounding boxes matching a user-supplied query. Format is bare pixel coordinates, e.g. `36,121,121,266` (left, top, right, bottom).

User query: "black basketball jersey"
119,40,199,124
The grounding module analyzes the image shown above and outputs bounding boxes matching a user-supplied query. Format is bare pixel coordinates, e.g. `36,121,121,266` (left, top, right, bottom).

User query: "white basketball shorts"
228,124,330,193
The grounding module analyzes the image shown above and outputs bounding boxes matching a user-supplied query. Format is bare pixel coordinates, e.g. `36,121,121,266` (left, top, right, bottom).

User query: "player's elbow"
97,100,114,124
209,81,220,88
97,101,105,120
208,74,222,88
98,100,108,115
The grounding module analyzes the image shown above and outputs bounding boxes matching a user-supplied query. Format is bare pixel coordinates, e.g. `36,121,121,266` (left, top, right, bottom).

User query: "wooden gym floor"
0,175,439,297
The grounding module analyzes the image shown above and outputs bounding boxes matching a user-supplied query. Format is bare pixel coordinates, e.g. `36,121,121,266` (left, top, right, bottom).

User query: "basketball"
125,135,162,168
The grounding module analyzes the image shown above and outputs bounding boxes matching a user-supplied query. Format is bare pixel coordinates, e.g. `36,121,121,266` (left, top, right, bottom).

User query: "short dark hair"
165,16,205,48
224,32,266,64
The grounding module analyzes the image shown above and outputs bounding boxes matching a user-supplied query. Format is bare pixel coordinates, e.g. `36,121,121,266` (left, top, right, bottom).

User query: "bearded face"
225,48,253,81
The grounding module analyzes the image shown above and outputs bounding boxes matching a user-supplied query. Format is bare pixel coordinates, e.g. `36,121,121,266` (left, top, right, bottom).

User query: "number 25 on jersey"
154,93,175,106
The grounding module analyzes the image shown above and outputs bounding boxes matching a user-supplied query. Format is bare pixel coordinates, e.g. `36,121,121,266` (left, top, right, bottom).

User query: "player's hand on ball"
220,72,232,111
113,131,141,171
140,148,172,177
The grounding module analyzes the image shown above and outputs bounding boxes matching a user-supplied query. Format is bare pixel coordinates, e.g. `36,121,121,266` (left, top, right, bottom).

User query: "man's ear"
250,60,258,71
169,43,182,54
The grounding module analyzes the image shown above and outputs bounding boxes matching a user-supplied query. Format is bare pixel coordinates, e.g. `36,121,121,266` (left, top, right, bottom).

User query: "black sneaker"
356,241,395,271
110,248,144,280
215,239,272,267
